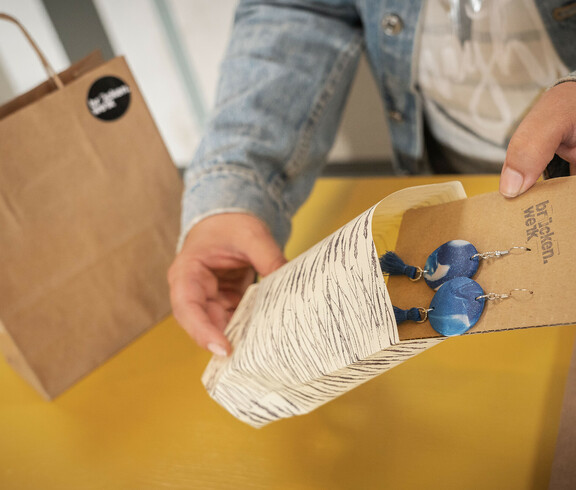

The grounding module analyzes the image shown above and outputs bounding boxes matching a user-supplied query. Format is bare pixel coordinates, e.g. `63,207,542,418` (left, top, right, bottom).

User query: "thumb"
250,236,287,276
500,109,561,198
246,231,287,277
500,82,576,198
500,129,558,198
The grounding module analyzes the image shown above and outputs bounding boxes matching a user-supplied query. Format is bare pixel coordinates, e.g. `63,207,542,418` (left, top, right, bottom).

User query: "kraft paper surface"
0,54,182,398
389,176,576,340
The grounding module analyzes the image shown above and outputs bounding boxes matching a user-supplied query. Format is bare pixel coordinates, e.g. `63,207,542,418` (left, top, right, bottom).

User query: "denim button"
381,14,403,36
389,110,404,122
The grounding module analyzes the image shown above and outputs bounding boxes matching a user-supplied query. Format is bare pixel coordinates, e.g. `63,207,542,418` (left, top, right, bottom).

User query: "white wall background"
0,0,391,168
0,0,69,96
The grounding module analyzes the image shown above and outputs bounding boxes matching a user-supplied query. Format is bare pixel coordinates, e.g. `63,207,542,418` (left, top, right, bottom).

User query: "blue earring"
380,240,530,290
393,276,533,336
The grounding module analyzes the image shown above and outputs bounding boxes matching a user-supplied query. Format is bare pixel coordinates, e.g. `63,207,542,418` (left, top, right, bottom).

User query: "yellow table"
1,175,574,489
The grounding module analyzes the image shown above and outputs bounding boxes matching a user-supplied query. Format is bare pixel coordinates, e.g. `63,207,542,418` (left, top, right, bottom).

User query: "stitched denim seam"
185,164,292,222
186,164,266,187
278,33,364,184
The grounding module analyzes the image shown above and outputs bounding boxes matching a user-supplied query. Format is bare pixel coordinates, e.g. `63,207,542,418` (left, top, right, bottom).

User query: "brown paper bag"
0,14,182,399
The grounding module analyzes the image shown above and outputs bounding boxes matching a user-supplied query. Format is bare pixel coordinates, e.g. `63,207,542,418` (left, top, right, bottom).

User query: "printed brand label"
523,199,557,264
87,76,131,121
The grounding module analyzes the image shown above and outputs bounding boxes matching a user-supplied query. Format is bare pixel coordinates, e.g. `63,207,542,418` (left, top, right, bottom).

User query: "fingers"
168,258,232,356
182,301,232,356
168,213,287,357
501,82,576,198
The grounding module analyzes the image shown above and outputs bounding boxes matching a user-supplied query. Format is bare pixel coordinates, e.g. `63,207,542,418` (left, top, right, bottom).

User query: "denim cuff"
554,70,576,86
178,167,291,252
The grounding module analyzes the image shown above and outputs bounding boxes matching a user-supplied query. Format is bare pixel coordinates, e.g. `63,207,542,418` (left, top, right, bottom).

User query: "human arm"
170,1,363,354
500,72,576,197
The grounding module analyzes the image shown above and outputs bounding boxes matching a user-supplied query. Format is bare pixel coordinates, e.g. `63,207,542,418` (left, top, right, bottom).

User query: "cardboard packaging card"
389,176,576,340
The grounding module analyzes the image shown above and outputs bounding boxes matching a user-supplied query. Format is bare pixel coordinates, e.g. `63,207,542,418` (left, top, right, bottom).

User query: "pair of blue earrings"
380,240,532,336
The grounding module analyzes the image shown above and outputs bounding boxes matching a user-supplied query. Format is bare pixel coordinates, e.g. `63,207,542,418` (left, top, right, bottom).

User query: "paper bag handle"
0,12,64,90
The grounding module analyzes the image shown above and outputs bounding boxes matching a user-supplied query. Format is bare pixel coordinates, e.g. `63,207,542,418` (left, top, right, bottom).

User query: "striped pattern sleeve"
202,182,466,427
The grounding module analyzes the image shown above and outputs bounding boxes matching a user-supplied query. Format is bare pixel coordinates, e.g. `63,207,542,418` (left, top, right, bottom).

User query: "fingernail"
500,168,524,197
207,342,228,357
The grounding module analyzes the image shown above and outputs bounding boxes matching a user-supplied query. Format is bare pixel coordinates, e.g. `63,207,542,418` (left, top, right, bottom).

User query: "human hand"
500,81,576,197
168,213,287,356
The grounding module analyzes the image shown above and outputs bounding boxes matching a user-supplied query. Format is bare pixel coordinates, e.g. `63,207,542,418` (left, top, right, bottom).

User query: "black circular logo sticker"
87,76,131,121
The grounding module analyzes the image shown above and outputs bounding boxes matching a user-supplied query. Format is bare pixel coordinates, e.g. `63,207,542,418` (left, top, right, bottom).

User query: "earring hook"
476,288,534,301
471,246,531,260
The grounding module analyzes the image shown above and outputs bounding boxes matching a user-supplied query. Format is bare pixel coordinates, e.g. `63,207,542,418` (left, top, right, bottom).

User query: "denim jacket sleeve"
179,0,363,249
555,70,576,85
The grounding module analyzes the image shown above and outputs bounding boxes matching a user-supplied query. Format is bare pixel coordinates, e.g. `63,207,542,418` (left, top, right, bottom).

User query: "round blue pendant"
428,277,485,336
423,240,480,290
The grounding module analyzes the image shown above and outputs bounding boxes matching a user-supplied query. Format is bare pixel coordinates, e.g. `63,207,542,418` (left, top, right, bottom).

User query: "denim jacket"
181,0,576,248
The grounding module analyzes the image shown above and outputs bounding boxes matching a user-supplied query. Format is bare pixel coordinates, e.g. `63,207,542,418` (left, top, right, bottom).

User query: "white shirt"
418,0,568,168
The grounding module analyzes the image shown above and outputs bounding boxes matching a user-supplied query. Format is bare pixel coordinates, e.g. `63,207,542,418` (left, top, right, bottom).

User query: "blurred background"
0,0,394,174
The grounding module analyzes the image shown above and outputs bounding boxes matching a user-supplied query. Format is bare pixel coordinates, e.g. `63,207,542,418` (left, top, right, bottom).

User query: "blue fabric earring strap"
379,251,420,280
393,306,424,324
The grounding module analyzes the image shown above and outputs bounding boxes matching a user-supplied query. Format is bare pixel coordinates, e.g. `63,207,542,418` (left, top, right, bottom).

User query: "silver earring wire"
471,246,531,260
476,288,534,301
